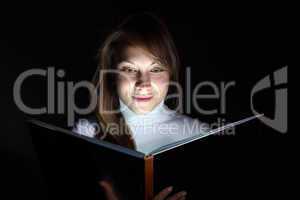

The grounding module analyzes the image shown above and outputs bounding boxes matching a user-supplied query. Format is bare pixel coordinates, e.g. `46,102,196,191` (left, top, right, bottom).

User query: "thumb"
99,180,119,200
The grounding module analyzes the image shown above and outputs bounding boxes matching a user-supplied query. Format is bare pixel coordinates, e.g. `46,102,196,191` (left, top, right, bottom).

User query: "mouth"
132,95,153,102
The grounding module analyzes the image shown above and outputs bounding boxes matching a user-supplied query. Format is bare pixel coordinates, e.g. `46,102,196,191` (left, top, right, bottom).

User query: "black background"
1,2,293,199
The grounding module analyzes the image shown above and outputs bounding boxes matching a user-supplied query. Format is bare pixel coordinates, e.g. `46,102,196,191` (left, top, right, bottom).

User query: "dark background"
1,3,293,199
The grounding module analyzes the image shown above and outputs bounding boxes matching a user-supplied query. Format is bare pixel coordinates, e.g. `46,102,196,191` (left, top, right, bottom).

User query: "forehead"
120,46,157,65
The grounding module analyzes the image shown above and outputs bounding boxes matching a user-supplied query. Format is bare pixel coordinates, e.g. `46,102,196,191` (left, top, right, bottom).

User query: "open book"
27,114,263,200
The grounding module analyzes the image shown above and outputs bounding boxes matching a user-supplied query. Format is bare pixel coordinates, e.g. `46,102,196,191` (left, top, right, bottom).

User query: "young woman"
73,13,209,200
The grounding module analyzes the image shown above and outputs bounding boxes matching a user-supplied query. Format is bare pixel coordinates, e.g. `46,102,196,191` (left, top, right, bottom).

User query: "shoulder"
72,115,100,138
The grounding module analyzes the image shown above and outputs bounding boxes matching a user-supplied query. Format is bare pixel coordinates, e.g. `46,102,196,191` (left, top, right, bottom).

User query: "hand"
153,186,187,200
99,180,187,200
99,180,119,200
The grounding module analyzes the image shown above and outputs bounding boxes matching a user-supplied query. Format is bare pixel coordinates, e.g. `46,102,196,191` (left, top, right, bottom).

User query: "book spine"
144,155,154,200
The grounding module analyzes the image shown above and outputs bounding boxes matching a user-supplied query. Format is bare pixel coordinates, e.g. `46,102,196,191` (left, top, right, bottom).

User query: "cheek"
117,76,135,96
151,74,170,94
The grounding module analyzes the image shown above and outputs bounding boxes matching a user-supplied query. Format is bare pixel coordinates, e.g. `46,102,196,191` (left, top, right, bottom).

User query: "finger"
153,186,173,200
178,196,186,200
99,180,119,200
166,191,187,200
178,195,187,200
175,196,186,200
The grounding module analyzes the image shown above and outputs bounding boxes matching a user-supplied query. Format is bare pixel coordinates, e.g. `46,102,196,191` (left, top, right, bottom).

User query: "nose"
135,72,151,88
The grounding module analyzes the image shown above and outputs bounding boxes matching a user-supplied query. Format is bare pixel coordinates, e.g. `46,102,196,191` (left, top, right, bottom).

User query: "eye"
120,66,138,74
150,66,166,73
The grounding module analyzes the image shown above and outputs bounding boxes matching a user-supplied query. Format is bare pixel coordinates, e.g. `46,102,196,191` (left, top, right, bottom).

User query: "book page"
149,114,264,156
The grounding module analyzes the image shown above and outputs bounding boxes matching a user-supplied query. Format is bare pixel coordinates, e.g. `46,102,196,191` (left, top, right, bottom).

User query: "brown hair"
92,13,181,149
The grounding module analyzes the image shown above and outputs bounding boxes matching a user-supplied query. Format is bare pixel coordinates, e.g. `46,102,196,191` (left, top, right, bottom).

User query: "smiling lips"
133,95,153,101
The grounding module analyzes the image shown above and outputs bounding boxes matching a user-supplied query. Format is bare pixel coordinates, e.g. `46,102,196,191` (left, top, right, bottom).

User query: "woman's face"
117,46,170,114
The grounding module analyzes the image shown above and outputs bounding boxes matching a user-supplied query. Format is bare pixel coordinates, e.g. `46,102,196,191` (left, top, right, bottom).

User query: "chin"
132,104,156,114
134,106,153,114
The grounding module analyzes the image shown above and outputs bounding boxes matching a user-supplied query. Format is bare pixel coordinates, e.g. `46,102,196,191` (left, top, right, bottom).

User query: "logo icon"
251,66,288,133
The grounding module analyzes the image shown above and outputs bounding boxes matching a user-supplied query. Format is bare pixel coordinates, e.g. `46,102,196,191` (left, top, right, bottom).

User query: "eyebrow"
119,60,158,67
